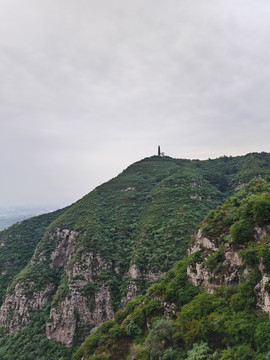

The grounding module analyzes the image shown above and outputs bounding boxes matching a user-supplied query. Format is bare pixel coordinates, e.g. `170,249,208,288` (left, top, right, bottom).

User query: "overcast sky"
1,0,270,207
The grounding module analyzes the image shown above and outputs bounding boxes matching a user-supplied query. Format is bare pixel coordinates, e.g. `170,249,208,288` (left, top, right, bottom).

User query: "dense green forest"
73,178,270,360
1,152,270,359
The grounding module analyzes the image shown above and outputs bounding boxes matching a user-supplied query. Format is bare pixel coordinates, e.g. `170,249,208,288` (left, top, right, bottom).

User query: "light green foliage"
220,345,256,360
186,342,213,360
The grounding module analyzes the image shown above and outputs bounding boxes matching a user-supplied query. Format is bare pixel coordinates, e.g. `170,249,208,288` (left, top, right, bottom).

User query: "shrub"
255,321,270,352
230,219,254,244
220,344,255,360
125,320,142,338
145,300,163,318
108,324,121,339
131,308,146,328
253,199,270,225
239,247,259,267
186,342,213,360
147,319,177,360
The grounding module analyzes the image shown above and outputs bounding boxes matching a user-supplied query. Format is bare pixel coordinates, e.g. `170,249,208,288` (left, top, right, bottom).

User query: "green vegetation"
0,207,68,305
72,177,270,360
2,152,270,359
0,303,72,360
72,256,270,359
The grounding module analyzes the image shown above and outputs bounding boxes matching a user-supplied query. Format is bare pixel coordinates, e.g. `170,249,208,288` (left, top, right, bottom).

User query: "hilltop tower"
158,145,161,156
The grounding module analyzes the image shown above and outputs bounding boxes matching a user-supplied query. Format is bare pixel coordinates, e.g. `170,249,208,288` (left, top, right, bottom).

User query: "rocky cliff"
0,156,227,346
187,178,270,313
72,177,270,360
2,153,270,358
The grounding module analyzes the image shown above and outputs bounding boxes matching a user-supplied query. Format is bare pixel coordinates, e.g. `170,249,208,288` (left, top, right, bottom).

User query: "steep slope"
188,177,270,311
1,152,270,359
0,207,68,305
0,156,224,347
73,177,270,360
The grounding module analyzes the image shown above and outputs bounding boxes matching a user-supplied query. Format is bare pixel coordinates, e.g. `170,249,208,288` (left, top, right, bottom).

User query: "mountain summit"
1,152,270,359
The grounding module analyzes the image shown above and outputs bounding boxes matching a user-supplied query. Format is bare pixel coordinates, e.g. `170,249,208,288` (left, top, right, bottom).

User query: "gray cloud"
1,0,270,206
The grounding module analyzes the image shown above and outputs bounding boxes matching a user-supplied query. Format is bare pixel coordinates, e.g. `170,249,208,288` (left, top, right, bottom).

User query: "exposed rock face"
46,233,160,346
0,229,78,334
187,226,270,312
187,228,243,293
0,226,160,346
255,274,270,312
0,282,55,334
46,229,115,346
121,264,160,307
46,284,113,346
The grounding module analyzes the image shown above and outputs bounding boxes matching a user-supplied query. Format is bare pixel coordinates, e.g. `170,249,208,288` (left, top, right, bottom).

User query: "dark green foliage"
130,308,146,328
0,207,68,304
147,319,178,360
72,174,270,360
157,260,200,306
253,198,270,225
254,322,270,352
125,320,142,338
144,300,163,317
3,153,270,359
108,324,121,339
0,304,72,360
205,246,225,271
72,253,270,360
230,219,254,244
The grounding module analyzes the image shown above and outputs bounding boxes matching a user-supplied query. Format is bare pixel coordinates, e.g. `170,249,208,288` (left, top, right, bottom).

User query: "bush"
255,321,270,352
108,324,121,339
239,245,262,268
224,313,255,345
84,332,102,354
253,199,270,225
220,344,255,360
147,319,177,359
186,342,213,360
145,300,163,318
230,219,254,244
125,320,142,338
131,308,146,328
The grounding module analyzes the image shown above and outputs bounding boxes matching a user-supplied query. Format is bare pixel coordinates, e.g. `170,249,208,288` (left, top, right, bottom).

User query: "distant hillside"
0,207,68,304
0,207,58,231
1,152,270,360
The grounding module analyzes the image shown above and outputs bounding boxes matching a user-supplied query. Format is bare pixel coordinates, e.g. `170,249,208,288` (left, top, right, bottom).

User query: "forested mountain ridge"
1,152,270,359
73,177,270,360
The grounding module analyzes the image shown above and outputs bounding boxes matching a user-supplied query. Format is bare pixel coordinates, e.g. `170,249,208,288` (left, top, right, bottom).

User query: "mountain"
73,177,270,360
0,152,270,359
